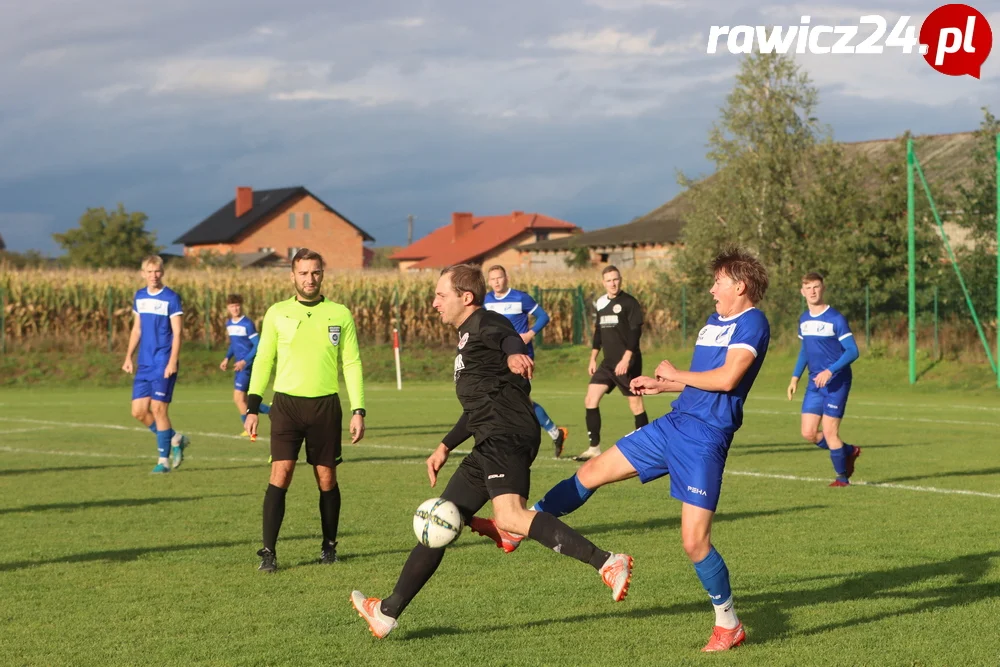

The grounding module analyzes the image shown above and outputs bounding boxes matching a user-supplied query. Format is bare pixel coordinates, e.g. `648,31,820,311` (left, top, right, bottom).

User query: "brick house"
174,186,375,268
390,211,580,272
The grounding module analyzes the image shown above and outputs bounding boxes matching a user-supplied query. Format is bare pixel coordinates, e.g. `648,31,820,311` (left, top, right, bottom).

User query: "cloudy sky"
1,0,997,254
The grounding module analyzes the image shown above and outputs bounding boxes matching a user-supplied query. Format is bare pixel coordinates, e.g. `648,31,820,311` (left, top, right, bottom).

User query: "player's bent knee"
681,533,711,562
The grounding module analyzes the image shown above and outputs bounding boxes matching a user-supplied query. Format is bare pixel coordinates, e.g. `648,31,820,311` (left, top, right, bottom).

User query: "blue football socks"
694,547,733,606
816,435,829,450
155,429,172,459
830,447,848,481
260,403,270,415
531,474,594,517
533,402,556,434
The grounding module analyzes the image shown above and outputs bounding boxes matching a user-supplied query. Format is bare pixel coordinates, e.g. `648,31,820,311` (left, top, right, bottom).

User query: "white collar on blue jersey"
807,305,831,317
492,289,512,300
146,286,165,297
717,306,756,322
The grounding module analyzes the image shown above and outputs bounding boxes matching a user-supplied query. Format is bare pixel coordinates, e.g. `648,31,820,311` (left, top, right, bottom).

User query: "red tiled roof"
390,212,579,269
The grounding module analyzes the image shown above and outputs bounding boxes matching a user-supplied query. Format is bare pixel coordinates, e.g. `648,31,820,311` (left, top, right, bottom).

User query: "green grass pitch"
2,366,999,666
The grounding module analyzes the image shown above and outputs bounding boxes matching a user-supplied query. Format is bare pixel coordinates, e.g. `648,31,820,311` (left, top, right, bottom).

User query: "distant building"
174,186,375,268
390,211,580,272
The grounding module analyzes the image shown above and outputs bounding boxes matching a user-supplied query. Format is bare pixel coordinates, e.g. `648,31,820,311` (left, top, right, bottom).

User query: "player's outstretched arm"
630,375,684,395
658,348,757,393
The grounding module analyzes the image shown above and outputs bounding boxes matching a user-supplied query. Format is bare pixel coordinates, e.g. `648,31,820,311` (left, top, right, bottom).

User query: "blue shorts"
615,412,731,512
802,377,851,418
132,369,178,403
234,369,252,392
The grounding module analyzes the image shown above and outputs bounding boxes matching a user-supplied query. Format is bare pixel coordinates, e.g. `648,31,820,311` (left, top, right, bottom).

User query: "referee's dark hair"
226,293,244,305
442,264,486,306
292,248,325,269
602,264,620,276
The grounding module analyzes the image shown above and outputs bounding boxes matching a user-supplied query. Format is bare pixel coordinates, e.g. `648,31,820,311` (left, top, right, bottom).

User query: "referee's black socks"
319,485,341,547
262,484,287,552
528,511,611,570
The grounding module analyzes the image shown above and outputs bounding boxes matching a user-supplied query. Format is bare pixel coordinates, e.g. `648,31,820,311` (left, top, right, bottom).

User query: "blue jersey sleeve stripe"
170,310,183,317
249,332,259,339
528,304,538,315
838,332,853,341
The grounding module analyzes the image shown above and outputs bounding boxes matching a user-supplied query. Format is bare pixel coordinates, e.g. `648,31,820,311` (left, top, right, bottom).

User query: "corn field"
0,267,679,351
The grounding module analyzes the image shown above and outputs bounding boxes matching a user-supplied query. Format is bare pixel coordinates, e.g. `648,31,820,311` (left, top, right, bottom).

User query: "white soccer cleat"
574,445,602,462
351,591,398,639
170,433,190,469
600,553,634,602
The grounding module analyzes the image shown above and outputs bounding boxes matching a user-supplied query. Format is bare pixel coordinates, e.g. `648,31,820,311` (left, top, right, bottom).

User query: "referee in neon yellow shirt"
245,248,366,572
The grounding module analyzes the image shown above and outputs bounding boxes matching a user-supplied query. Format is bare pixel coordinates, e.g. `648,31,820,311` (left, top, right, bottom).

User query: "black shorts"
441,433,541,521
590,363,642,397
269,392,343,467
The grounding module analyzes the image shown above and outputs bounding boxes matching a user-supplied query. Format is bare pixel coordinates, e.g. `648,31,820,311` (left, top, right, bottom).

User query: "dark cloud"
0,1,996,253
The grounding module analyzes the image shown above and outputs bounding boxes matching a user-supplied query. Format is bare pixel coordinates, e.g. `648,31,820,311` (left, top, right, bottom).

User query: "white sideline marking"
750,395,1000,413
746,409,998,429
0,427,55,435
729,470,1000,499
2,441,997,501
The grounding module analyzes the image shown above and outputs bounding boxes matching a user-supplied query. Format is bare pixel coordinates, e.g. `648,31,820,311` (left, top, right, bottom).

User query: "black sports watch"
352,409,366,418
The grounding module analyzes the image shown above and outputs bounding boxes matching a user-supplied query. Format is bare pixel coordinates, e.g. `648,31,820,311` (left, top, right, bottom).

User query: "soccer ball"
412,498,463,548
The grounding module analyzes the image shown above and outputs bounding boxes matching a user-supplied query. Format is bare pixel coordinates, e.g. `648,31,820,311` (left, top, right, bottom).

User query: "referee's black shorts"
269,392,343,467
441,432,541,522
590,359,643,397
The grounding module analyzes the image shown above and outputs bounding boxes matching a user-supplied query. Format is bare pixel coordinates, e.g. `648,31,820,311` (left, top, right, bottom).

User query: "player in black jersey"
350,264,633,639
575,265,649,461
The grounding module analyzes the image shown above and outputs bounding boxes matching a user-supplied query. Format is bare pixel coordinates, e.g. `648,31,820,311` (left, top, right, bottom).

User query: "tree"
564,246,591,269
53,204,162,268
954,107,999,247
673,51,827,328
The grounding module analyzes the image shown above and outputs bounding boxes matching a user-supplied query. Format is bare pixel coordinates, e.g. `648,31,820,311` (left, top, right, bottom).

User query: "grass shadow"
0,493,253,516
874,466,1000,484
0,534,314,572
574,505,827,538
0,464,139,477
915,358,942,382
484,551,1000,645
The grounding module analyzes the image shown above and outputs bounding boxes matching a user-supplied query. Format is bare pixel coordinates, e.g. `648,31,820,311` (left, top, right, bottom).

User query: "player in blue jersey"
787,273,861,487
471,247,770,652
121,255,190,473
483,265,569,457
219,294,270,435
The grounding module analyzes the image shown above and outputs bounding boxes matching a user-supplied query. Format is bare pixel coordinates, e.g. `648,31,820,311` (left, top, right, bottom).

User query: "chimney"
235,186,253,217
511,211,524,218
452,212,474,241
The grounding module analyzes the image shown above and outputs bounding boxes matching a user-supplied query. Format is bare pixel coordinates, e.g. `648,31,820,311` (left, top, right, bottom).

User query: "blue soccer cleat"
151,463,171,474
170,433,190,469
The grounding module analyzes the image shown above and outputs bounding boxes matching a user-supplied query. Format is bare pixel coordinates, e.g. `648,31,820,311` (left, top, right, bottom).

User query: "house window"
535,231,549,242
257,247,275,254
288,212,296,229
600,253,609,263
303,213,311,229
288,247,301,260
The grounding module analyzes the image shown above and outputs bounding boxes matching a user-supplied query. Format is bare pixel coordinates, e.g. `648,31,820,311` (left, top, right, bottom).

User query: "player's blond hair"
141,255,164,269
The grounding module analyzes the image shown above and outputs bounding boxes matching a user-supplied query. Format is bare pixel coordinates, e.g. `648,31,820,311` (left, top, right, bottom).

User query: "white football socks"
713,595,739,629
